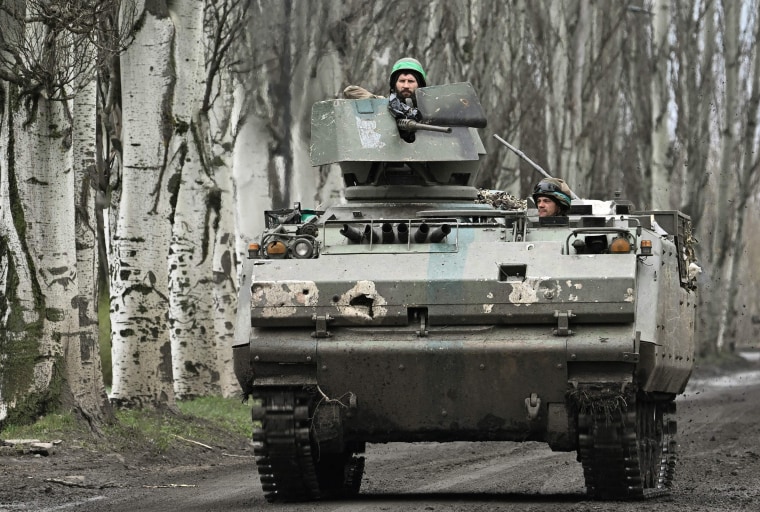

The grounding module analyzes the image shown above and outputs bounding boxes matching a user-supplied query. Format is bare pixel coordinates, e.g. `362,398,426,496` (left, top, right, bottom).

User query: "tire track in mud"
327,442,583,512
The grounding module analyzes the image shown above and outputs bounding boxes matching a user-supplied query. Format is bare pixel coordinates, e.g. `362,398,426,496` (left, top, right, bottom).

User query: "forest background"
1,0,759,429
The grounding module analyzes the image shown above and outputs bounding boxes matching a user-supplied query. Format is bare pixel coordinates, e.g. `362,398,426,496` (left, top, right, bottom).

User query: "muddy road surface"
3,356,760,512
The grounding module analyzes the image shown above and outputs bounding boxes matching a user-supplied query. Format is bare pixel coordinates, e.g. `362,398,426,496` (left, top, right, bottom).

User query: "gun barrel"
429,224,452,243
397,222,409,243
381,223,395,244
340,224,363,243
397,119,452,133
363,224,381,244
414,222,430,243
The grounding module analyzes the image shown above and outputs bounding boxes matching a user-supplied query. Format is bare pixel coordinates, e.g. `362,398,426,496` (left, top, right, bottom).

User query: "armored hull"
233,83,698,501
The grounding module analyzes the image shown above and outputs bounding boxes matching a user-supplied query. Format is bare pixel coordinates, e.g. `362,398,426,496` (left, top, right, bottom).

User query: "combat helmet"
389,57,427,90
532,177,572,213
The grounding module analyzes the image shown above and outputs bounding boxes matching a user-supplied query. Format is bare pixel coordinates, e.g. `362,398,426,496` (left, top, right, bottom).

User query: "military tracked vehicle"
233,82,698,502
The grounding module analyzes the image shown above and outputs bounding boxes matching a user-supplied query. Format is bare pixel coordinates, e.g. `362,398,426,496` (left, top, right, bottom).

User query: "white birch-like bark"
0,5,106,421
678,0,716,225
0,16,41,422
0,87,31,330
110,4,176,407
671,1,719,353
166,1,243,398
207,68,240,398
651,0,671,210
0,81,34,421
166,1,220,399
168,134,219,398
71,69,112,423
714,0,740,351
211,176,238,398
12,96,78,408
719,2,760,351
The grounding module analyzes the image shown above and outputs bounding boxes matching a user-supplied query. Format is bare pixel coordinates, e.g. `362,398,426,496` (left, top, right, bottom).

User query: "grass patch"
177,396,251,437
104,397,251,455
1,397,253,457
1,412,78,440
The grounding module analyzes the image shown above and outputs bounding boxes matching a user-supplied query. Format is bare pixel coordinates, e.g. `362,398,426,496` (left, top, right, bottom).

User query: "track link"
252,387,365,502
576,388,677,500
252,389,320,501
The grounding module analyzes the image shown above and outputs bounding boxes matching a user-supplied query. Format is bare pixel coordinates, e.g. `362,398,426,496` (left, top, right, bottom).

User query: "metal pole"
493,134,579,199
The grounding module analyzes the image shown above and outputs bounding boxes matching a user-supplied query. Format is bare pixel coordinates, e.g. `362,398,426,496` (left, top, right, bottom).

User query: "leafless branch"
0,0,135,101
202,0,250,112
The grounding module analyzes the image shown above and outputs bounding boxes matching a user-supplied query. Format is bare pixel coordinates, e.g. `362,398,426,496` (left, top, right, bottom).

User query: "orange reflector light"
266,241,287,254
247,242,261,259
640,239,653,256
265,240,288,258
610,237,632,253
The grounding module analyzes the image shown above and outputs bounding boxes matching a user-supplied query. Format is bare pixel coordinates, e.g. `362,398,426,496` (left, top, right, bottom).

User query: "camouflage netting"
475,189,527,210
567,385,632,426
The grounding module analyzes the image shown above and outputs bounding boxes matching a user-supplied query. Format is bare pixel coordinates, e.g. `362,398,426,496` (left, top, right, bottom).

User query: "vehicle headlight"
292,238,314,259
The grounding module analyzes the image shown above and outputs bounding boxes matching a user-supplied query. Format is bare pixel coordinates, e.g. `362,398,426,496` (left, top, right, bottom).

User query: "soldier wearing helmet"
532,177,573,217
389,57,427,99
387,57,427,142
342,57,427,101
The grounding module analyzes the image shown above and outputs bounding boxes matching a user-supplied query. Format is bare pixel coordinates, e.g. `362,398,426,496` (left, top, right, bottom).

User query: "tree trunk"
204,69,241,398
711,0,741,352
651,0,671,210
545,2,571,181
0,81,44,423
568,0,589,191
0,7,111,425
109,2,176,408
1,90,77,421
70,68,114,426
722,10,760,351
671,1,717,354
166,1,220,399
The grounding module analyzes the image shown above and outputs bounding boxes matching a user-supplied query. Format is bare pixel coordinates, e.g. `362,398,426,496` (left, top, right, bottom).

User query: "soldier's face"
395,73,419,98
536,196,560,217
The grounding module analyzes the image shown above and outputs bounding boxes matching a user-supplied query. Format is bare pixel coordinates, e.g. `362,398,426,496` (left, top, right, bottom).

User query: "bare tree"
672,0,716,225
700,0,742,354
108,0,249,404
650,0,671,209
166,0,247,399
0,0,132,101
720,4,760,351
0,0,129,426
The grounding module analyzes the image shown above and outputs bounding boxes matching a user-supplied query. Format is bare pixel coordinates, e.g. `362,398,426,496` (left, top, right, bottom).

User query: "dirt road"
3,355,760,512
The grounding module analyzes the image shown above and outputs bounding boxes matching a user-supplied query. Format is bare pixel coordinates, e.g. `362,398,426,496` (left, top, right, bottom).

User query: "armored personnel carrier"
233,82,698,502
